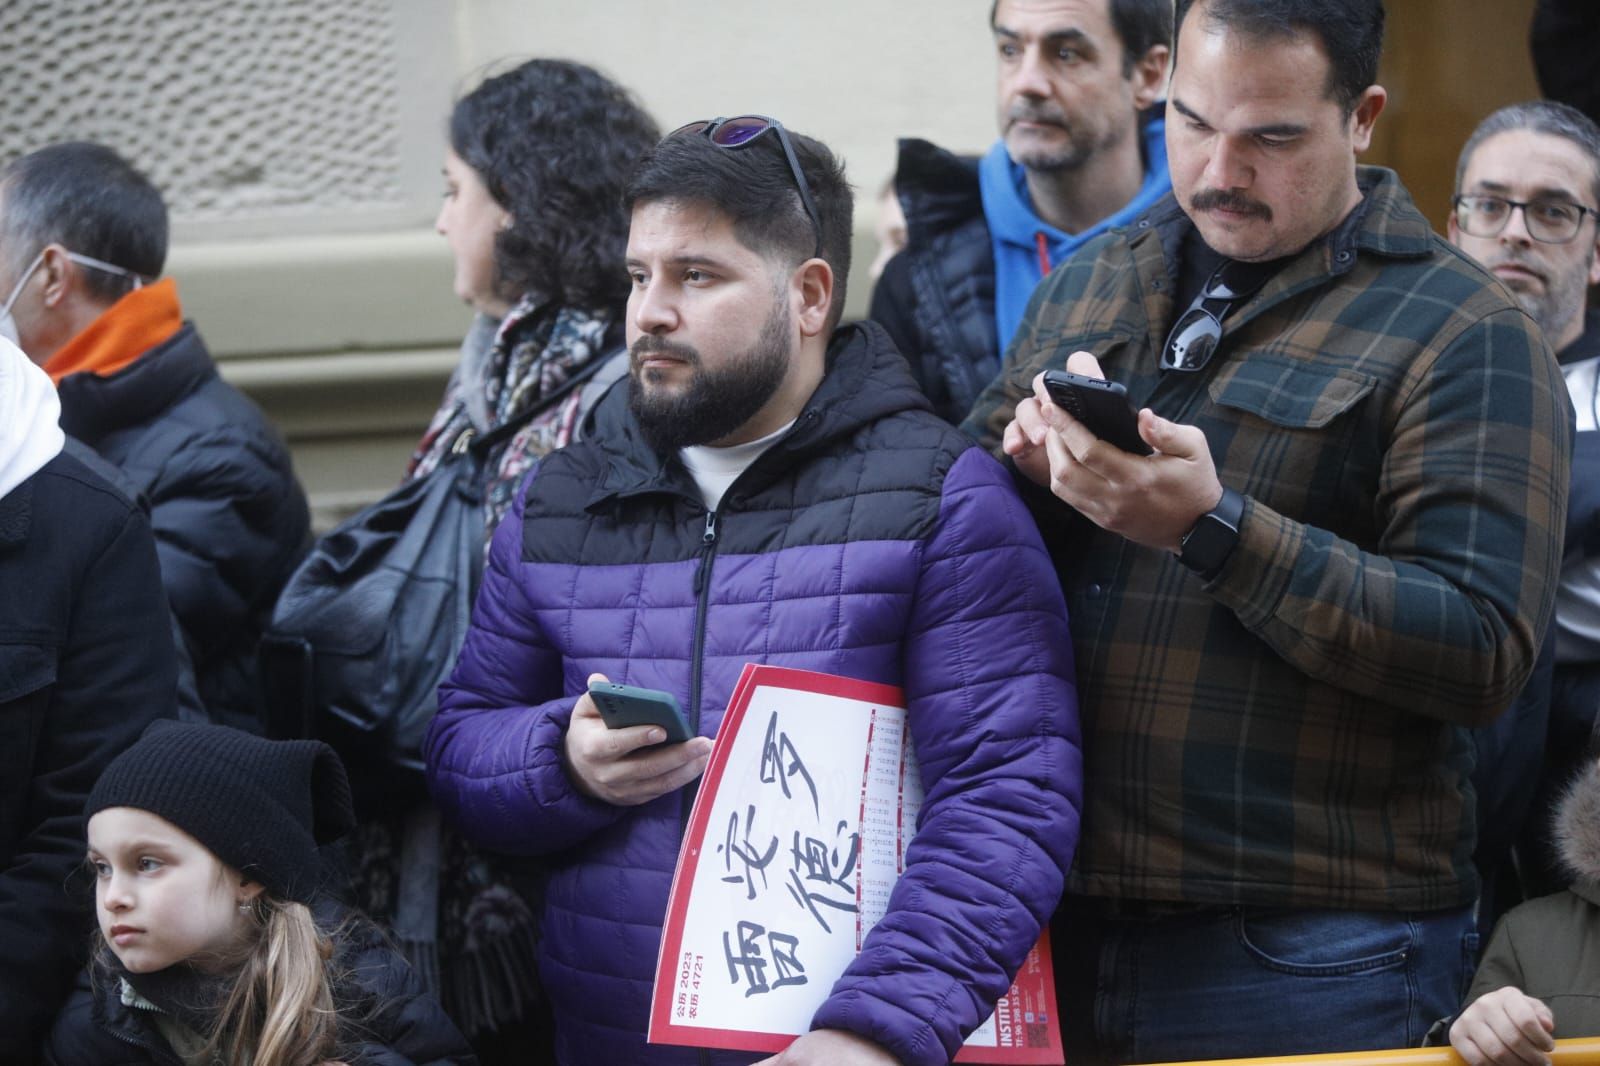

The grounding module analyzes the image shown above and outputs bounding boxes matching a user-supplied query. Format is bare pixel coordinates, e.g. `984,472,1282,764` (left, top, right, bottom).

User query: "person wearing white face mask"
0,336,178,1061
0,248,143,348
0,141,311,734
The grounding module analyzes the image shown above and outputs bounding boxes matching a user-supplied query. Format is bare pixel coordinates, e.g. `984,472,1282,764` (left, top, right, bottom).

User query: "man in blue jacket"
425,119,1082,1066
869,0,1173,424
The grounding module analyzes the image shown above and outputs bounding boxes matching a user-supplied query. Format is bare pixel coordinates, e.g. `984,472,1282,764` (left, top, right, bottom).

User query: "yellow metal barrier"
1141,1037,1600,1066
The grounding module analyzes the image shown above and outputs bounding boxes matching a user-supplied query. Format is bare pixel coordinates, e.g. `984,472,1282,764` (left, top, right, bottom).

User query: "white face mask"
0,251,42,348
0,249,145,349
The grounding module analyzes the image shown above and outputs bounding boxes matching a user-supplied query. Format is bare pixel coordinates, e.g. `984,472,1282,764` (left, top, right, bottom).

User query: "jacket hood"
0,337,64,501
977,108,1170,256
55,322,213,441
892,138,984,248
1556,758,1600,884
588,320,932,502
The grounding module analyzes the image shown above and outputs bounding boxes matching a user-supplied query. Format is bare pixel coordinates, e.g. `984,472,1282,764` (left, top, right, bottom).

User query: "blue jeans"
1054,899,1478,1064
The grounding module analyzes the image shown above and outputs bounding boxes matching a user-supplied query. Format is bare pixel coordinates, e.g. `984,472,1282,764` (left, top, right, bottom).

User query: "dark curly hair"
448,59,659,311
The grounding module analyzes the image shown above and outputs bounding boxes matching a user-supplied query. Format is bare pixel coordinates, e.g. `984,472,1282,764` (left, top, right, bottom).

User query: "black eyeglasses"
1452,194,1599,245
1161,260,1275,373
670,115,824,259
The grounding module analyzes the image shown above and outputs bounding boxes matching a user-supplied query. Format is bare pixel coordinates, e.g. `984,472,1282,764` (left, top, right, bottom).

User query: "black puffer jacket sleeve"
145,425,306,658
868,251,955,420
56,326,311,727
1532,0,1600,125
338,920,478,1065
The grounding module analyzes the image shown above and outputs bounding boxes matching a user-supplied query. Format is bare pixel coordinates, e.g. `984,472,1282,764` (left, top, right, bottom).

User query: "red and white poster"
648,664,1063,1064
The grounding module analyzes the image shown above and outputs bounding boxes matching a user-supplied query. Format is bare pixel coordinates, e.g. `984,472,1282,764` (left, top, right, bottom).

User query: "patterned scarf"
364,296,615,1041
407,295,615,540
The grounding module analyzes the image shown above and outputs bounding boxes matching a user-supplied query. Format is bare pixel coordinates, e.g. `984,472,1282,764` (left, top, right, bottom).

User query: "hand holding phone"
1041,369,1153,456
565,676,710,807
587,680,693,744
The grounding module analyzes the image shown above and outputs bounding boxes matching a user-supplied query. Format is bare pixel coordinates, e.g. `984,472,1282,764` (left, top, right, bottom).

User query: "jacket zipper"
679,412,813,738
686,510,721,1066
104,1016,186,1065
681,508,720,839
688,507,720,736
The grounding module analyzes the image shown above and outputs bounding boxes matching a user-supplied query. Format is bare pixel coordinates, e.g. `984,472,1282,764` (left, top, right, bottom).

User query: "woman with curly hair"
412,57,659,524
354,58,658,1064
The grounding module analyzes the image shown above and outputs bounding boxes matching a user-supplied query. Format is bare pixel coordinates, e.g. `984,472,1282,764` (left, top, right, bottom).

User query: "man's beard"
1004,102,1121,173
628,300,791,454
1490,247,1591,349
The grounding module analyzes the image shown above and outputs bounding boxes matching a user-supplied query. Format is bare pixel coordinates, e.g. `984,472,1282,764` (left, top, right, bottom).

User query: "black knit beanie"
85,720,357,904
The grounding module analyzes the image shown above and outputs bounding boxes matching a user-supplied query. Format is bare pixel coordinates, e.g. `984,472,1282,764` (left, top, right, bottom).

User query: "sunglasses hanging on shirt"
1160,257,1282,373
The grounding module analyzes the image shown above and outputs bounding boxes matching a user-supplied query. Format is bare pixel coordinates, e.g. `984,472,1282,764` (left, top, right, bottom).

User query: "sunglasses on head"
670,115,824,260
1160,259,1276,373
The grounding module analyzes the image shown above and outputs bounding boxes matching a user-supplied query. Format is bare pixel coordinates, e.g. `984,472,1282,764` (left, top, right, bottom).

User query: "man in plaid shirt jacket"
964,0,1572,1060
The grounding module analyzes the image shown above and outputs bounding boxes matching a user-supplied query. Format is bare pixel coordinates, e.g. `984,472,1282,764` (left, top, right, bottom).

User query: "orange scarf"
43,277,184,384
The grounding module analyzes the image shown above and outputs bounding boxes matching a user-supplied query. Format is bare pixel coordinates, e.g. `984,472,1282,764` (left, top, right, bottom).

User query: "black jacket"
44,904,477,1065
1481,313,1600,902
1560,311,1600,561
0,447,178,1062
1532,0,1600,127
868,139,997,426
57,324,311,730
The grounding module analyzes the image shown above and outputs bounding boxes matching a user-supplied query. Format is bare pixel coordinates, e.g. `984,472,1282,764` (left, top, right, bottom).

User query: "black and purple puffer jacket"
426,321,1082,1066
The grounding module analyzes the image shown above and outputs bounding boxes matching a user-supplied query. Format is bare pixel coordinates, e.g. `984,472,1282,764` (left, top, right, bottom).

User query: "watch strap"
1179,486,1245,579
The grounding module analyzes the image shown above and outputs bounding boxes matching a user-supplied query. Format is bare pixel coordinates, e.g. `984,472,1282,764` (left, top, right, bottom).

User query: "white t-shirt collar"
678,419,796,511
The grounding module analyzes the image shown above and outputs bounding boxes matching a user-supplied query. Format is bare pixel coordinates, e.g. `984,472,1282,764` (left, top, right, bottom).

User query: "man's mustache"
1486,248,1545,280
631,336,700,367
1006,103,1068,129
1191,188,1273,221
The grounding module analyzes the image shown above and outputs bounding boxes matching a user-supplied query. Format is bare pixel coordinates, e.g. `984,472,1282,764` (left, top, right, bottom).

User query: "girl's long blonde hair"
199,894,341,1066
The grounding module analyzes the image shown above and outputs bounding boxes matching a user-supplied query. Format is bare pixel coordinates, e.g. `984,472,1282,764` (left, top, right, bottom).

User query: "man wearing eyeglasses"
1449,100,1600,931
0,143,310,733
964,0,1570,1060
868,0,1173,425
1451,102,1600,377
426,119,1082,1066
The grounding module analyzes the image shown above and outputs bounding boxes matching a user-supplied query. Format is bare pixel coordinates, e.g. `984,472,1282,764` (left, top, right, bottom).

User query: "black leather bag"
260,361,608,799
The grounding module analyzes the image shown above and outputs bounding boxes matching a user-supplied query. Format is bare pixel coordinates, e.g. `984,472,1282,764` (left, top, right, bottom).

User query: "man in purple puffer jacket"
425,118,1082,1066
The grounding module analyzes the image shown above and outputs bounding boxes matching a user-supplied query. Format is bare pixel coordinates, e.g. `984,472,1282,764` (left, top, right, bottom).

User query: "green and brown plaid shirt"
964,168,1571,911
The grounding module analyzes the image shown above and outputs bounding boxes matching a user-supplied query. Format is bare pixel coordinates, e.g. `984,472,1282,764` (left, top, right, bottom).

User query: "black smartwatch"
1178,486,1245,580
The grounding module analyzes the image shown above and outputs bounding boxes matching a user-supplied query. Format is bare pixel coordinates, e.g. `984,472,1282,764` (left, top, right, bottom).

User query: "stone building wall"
0,0,1546,524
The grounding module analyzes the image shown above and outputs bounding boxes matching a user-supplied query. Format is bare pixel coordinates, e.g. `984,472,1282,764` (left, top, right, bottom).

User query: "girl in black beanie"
43,721,477,1066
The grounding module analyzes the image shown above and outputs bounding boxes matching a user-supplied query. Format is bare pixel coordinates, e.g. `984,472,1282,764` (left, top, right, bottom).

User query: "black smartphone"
587,681,693,744
1041,370,1153,456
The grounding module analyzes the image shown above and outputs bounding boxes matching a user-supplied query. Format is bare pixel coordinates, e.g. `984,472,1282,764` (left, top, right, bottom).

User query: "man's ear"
1347,85,1387,154
1130,44,1171,111
794,258,835,339
1588,234,1600,288
37,244,78,309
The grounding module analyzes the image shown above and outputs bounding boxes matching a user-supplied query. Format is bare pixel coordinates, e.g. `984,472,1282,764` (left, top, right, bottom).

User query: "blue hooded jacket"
978,114,1170,354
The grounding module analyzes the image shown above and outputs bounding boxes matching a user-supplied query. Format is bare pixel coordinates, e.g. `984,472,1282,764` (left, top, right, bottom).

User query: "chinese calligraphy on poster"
648,665,1063,1064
